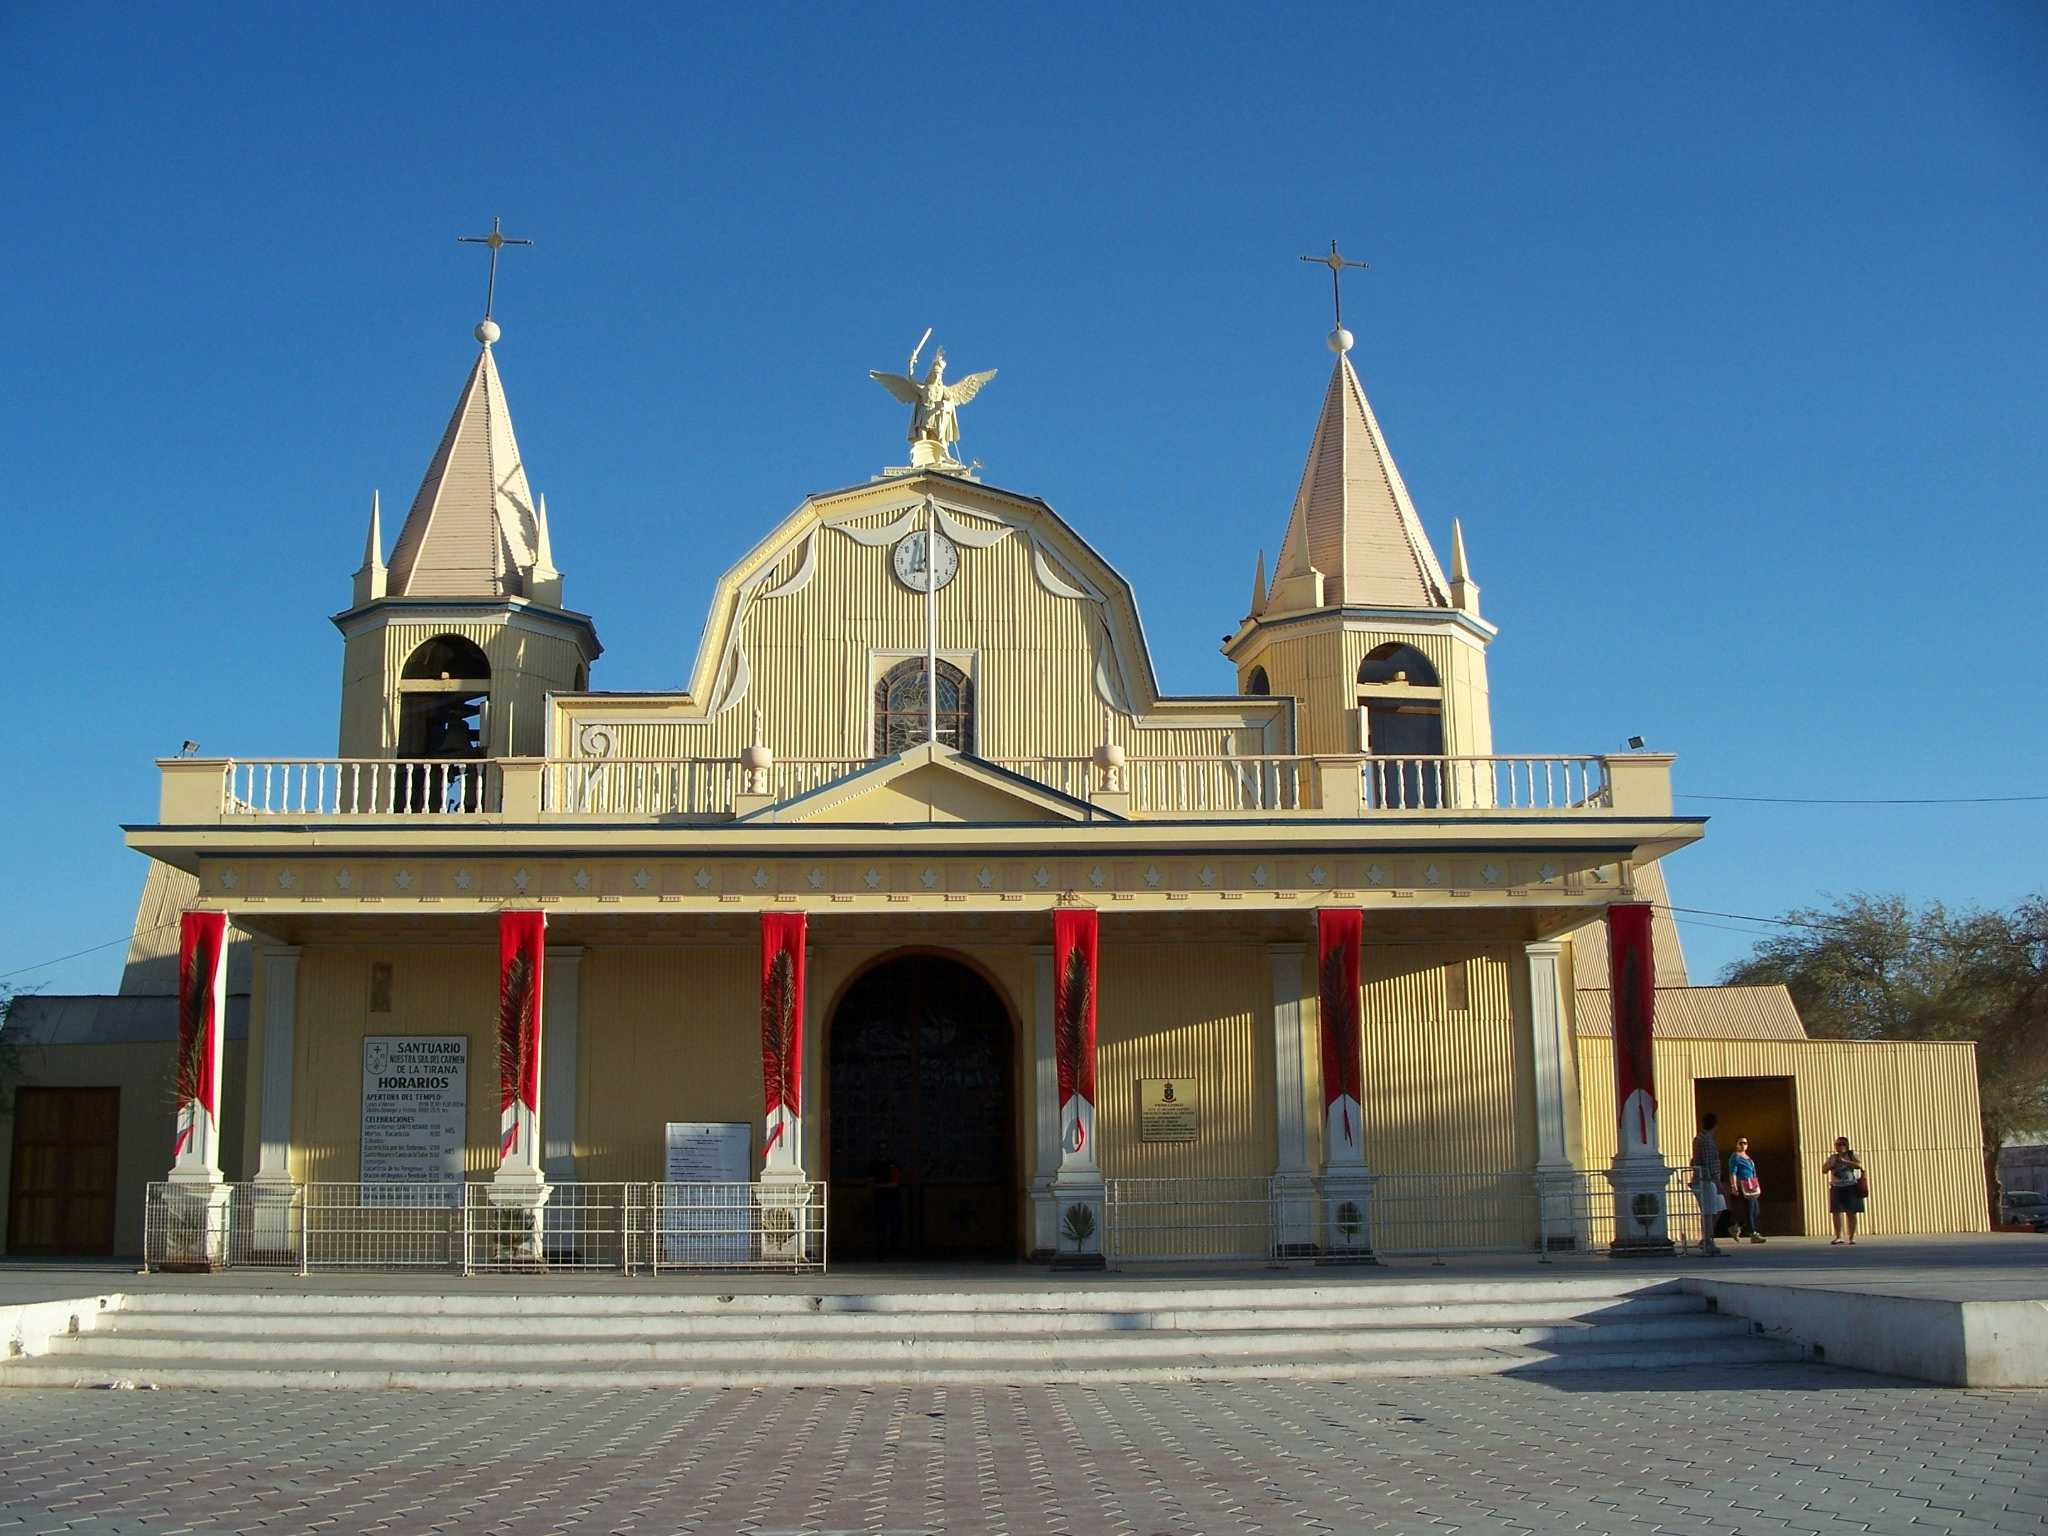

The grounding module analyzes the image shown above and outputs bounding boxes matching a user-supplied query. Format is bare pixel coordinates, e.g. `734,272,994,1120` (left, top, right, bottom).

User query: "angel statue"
870,330,996,467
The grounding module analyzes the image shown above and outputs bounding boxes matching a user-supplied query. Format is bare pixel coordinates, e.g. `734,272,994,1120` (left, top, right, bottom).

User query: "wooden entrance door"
7,1086,120,1256
829,955,1014,1259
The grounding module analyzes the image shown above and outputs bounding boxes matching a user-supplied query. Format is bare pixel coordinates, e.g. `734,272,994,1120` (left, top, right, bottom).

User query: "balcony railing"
170,751,1666,824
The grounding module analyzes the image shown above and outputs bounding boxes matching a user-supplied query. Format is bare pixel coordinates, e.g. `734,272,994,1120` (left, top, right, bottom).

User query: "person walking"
1825,1136,1866,1245
1728,1137,1765,1243
1689,1112,1728,1256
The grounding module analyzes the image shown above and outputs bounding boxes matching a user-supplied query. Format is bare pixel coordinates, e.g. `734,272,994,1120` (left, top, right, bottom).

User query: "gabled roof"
743,742,1117,826
1271,352,1450,611
386,340,541,599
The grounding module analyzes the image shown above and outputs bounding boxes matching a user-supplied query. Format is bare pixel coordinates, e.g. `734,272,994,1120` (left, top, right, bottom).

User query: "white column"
1028,944,1060,1257
541,946,583,1182
254,947,301,1185
248,945,301,1257
1269,942,1316,1251
1525,941,1585,1249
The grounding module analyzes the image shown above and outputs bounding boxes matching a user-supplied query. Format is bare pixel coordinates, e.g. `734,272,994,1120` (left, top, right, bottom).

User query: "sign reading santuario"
361,1035,468,1198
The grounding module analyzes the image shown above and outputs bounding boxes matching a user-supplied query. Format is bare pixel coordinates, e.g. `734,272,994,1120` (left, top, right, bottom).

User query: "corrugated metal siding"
1097,941,1275,1181
557,514,1259,764
1575,986,1807,1040
1357,944,1534,1174
1577,1037,1988,1235
289,945,500,1183
573,945,758,1182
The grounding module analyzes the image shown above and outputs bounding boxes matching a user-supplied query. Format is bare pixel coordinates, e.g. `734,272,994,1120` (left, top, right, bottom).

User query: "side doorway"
7,1086,121,1256
1694,1076,1803,1236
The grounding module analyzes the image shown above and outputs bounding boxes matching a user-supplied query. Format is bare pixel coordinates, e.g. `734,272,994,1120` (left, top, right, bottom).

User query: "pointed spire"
528,490,564,607
1249,550,1268,619
385,327,544,600
352,489,387,606
1449,518,1481,616
1266,338,1450,615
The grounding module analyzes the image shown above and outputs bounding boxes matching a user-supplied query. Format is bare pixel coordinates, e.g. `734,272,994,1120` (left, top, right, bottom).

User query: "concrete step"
2,1335,1805,1391
107,1276,1681,1319
47,1314,1756,1368
99,1292,1706,1339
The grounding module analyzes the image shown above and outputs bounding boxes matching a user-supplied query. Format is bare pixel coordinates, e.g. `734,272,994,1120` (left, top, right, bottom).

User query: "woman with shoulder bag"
1728,1137,1764,1242
1825,1136,1866,1245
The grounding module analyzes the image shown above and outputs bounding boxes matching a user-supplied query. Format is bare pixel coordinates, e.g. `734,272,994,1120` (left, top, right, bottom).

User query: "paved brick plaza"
2,1364,2042,1535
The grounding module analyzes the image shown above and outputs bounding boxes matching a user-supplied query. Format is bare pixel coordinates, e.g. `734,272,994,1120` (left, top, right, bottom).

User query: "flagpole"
924,498,940,746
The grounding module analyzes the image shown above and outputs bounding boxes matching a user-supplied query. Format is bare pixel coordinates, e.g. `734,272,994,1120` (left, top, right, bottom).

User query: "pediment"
745,744,1114,826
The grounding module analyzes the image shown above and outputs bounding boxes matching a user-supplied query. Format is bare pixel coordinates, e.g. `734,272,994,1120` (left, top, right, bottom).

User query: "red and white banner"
760,912,806,1168
1053,907,1098,1163
171,910,228,1171
1317,907,1366,1166
1607,902,1658,1157
497,910,546,1167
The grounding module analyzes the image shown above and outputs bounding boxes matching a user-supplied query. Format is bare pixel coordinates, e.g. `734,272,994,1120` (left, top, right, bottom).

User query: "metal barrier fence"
648,1181,827,1273
144,1180,828,1275
1102,1168,1708,1268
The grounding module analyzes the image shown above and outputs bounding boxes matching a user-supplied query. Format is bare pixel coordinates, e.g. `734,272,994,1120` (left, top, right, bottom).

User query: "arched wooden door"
828,954,1015,1260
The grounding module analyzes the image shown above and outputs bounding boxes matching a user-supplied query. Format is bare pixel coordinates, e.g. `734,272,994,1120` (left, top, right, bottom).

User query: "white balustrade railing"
202,752,1620,821
1128,756,1315,814
771,759,874,799
546,757,742,817
222,758,499,816
1359,755,1608,812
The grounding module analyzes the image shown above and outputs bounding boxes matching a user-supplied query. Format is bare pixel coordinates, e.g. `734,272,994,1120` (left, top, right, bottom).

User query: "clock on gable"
891,529,958,593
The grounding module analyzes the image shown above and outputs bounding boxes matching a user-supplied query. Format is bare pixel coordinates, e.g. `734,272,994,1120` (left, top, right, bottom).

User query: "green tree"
1723,893,2048,1221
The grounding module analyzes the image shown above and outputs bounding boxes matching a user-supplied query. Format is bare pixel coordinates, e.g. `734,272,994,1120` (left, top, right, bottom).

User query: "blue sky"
3,3,2043,994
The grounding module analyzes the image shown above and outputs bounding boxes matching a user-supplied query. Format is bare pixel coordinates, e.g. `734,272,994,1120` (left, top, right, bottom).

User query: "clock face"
892,530,958,592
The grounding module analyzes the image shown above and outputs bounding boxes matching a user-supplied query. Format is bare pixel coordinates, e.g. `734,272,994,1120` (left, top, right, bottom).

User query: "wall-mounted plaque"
1139,1077,1198,1143
361,1035,467,1201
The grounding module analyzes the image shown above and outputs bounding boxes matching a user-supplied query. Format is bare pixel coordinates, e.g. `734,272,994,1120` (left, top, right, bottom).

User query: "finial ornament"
456,215,534,334
1300,238,1368,351
870,331,997,472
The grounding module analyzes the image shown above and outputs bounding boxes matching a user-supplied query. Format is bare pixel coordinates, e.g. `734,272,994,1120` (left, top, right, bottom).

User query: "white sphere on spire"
1327,326,1354,354
475,318,501,346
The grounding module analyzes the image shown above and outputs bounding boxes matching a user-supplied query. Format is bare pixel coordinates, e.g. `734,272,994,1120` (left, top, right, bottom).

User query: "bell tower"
335,307,599,762
1223,258,1493,762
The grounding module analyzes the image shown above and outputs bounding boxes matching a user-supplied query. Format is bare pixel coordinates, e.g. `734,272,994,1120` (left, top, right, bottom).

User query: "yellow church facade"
68,299,1984,1270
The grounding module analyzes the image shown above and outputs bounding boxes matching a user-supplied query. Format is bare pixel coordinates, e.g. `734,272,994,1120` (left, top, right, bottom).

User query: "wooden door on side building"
7,1086,121,1256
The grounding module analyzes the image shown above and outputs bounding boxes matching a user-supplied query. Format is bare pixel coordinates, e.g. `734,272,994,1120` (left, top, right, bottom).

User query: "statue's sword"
907,326,932,377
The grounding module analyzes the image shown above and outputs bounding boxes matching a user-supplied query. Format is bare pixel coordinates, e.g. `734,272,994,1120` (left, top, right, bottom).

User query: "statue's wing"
869,371,922,405
944,369,997,405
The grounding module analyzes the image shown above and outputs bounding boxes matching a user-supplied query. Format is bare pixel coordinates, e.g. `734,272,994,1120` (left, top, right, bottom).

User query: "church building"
1,260,1990,1265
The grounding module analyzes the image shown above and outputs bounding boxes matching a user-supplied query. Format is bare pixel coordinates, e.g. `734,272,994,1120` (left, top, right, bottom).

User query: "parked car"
2001,1190,2048,1231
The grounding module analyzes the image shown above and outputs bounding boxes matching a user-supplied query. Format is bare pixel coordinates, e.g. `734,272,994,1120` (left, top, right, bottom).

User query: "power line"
1679,791,2048,805
0,921,175,983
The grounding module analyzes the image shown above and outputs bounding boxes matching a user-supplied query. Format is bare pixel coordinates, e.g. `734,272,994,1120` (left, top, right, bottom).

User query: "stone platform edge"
1687,1278,2048,1387
3,1295,124,1362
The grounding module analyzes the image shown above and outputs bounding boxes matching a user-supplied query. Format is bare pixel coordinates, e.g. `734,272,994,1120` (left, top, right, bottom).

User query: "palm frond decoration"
172,928,216,1115
760,946,798,1119
1320,943,1361,1107
1054,944,1092,1103
498,942,535,1106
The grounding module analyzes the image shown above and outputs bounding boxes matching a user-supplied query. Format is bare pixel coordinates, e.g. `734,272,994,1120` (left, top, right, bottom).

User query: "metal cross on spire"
1300,238,1369,331
456,216,533,321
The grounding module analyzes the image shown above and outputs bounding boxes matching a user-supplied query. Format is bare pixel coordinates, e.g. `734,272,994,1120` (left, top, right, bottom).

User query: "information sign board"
661,1122,753,1263
361,1036,467,1202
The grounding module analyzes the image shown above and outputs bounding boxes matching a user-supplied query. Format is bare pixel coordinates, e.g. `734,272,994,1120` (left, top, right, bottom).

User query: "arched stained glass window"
874,658,975,755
